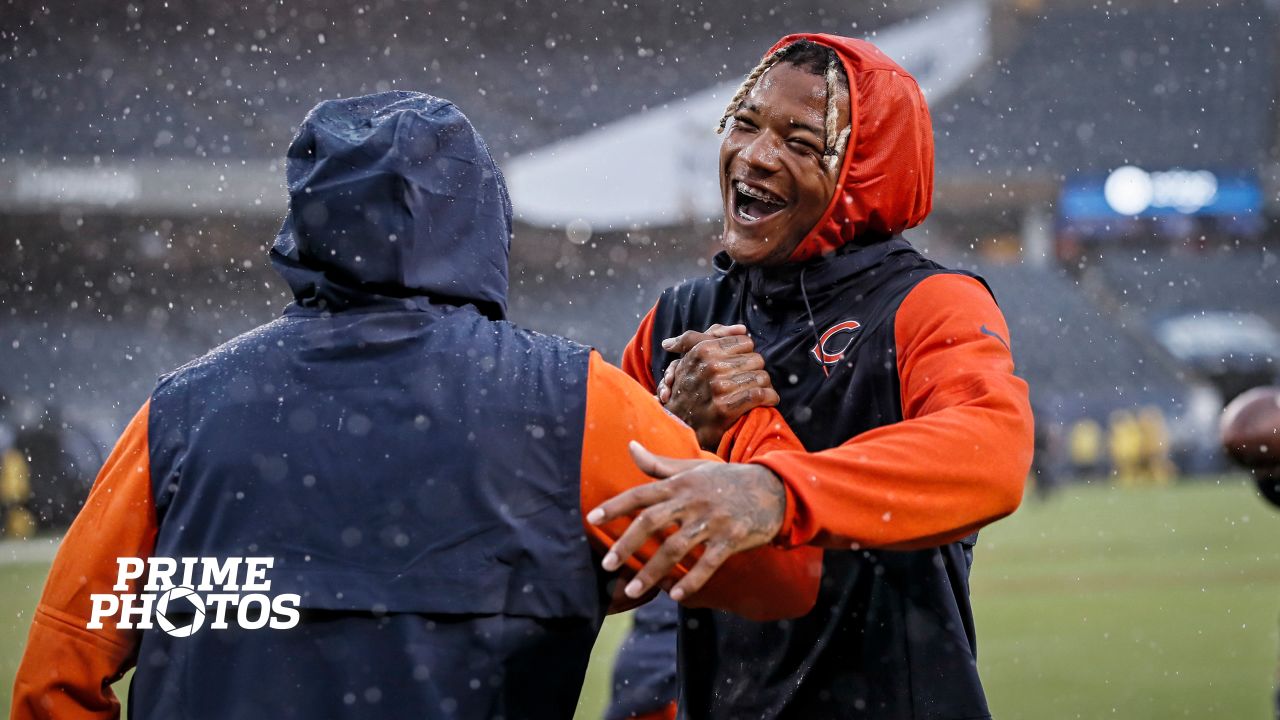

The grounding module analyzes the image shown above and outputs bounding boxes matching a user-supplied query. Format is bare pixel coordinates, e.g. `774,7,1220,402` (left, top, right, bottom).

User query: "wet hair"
717,39,852,173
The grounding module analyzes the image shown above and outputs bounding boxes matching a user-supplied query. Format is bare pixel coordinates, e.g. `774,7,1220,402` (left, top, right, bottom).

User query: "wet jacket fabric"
11,93,821,720
607,594,681,720
614,35,1033,720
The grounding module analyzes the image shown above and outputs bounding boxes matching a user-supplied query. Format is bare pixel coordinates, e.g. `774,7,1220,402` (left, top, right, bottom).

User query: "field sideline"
2,478,1277,718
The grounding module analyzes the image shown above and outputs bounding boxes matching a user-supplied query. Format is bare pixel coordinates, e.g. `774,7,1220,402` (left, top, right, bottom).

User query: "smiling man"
718,61,850,266
601,36,1034,719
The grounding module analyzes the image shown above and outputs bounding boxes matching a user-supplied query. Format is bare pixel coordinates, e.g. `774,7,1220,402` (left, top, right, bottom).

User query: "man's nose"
738,131,784,173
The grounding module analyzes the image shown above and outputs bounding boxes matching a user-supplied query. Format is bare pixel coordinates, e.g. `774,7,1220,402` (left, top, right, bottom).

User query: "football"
1219,386,1280,468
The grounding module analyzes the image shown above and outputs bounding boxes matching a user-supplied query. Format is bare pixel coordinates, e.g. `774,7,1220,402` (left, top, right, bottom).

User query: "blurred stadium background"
1,0,1279,716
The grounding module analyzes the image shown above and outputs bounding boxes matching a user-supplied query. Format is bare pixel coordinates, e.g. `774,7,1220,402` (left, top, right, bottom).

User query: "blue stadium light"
1061,167,1262,221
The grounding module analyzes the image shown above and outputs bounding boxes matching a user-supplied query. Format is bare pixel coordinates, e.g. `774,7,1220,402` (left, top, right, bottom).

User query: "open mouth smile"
732,180,787,223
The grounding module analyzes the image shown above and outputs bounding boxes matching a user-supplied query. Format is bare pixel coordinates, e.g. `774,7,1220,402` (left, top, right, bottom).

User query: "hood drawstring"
799,266,830,379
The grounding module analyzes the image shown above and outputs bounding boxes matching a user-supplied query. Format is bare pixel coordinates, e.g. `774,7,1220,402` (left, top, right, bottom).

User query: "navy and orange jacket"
10,92,820,720
611,35,1034,720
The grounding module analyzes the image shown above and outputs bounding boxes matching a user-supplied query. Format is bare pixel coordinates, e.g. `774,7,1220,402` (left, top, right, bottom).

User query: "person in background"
13,402,99,530
1068,416,1104,479
0,391,37,539
1109,409,1143,487
11,92,822,720
1030,403,1062,501
1137,405,1177,486
602,34,1033,720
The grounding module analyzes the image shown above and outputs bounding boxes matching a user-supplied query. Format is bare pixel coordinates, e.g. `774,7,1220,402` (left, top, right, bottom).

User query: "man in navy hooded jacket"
10,92,821,720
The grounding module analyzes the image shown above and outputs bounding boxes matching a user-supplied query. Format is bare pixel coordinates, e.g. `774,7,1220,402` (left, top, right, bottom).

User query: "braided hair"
717,39,852,173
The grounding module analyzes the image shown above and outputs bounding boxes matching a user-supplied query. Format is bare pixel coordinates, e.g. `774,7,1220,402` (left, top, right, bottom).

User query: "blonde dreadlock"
823,59,852,173
717,40,851,174
715,46,789,134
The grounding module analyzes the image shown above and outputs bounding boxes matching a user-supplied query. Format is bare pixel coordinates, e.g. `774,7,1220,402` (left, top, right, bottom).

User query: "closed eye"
789,138,821,155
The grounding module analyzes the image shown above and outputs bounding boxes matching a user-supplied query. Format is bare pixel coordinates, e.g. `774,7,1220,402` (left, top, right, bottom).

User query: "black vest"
134,301,607,720
650,239,992,720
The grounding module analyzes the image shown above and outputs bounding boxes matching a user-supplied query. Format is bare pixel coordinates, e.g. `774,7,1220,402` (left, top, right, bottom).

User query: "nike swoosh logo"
980,324,1010,351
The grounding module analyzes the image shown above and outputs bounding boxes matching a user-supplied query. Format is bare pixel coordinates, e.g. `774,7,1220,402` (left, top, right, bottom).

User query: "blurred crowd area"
2,0,1279,534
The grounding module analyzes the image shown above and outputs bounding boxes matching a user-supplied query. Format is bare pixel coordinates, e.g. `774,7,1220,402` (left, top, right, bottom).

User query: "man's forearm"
11,402,155,720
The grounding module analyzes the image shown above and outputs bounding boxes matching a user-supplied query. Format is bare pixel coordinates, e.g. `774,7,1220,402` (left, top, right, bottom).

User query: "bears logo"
810,320,862,366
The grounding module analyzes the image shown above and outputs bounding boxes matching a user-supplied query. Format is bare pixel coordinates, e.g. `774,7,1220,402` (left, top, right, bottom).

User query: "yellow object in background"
1068,418,1102,474
0,448,31,504
1109,410,1144,488
1,447,35,539
4,507,36,539
1107,407,1179,488
1137,406,1177,487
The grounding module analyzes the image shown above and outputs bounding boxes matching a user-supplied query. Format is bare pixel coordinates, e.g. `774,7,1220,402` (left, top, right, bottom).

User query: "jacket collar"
717,236,914,310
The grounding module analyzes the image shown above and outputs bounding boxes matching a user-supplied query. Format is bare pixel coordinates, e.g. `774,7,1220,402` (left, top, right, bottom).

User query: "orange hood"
762,34,935,263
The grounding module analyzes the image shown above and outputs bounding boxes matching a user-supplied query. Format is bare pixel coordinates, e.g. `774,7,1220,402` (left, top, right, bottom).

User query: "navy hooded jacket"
135,91,608,719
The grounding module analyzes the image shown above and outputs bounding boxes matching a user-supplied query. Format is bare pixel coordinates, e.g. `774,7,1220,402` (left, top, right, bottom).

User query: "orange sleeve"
715,406,807,538
11,402,158,720
716,406,805,462
753,274,1034,550
619,302,660,392
580,352,821,621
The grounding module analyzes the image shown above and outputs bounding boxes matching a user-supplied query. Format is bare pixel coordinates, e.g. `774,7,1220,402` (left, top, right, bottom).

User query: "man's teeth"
735,181,784,205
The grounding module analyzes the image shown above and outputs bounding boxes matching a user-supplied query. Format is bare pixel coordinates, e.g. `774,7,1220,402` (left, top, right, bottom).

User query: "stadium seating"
0,0,922,161
933,0,1272,175
963,260,1197,425
1095,246,1280,326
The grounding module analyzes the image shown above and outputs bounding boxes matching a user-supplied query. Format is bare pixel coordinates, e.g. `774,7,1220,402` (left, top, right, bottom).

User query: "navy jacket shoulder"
147,304,603,620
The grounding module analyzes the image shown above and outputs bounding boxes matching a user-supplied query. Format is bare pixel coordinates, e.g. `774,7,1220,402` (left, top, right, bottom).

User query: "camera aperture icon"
155,586,207,637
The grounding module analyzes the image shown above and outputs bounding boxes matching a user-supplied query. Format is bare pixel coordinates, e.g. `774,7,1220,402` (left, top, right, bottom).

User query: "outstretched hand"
657,324,779,450
587,441,786,603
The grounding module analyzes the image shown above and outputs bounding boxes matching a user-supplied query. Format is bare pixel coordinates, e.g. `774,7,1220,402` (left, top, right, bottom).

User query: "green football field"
3,478,1278,718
